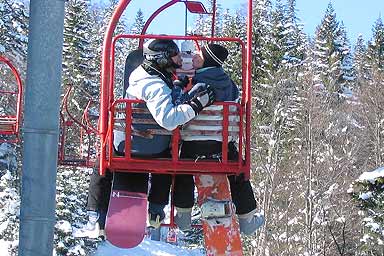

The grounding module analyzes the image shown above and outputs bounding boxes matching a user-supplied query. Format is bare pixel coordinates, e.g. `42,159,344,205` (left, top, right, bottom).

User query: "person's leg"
228,174,256,215
86,168,113,219
73,167,112,238
173,174,195,231
228,142,264,235
82,171,148,228
228,174,264,235
148,173,172,229
112,171,149,193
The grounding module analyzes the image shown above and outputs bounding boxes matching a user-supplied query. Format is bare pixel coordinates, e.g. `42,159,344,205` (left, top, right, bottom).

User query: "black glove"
187,85,215,115
173,75,190,89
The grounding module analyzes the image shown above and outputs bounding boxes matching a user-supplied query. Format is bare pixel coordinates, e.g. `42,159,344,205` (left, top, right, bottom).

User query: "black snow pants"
180,140,257,215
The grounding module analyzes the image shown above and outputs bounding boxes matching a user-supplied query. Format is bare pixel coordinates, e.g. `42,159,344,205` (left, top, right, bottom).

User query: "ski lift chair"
58,86,97,167
0,55,23,143
98,0,253,235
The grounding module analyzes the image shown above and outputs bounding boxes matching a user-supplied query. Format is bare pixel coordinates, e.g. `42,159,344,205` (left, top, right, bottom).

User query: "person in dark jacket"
171,43,265,235
72,39,215,239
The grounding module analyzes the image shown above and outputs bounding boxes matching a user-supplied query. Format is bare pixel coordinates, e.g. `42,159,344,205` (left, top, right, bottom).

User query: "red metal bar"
139,0,180,48
100,0,132,175
124,103,132,160
109,99,244,175
222,105,229,163
244,0,253,179
109,158,242,174
138,1,211,47
169,175,176,227
63,86,93,131
114,34,245,55
81,100,98,134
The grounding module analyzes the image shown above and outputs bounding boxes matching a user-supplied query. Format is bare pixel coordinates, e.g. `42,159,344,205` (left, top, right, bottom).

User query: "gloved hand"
187,85,215,115
173,75,190,89
188,82,206,96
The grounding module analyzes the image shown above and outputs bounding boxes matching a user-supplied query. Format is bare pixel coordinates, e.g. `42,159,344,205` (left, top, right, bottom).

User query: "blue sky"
100,0,384,45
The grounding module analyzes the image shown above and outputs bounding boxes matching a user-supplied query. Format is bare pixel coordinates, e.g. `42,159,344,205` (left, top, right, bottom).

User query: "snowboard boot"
149,226,162,241
72,210,104,239
238,209,265,235
174,207,192,231
148,202,166,229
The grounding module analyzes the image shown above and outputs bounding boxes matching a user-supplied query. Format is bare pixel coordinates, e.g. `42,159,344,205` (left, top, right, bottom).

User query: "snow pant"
180,140,257,215
86,149,195,228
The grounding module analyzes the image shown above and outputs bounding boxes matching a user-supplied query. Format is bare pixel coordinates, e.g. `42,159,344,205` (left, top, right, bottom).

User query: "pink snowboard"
105,190,147,248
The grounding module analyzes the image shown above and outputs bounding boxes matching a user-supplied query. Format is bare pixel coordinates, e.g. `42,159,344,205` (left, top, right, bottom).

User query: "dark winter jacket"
192,66,239,101
178,66,240,142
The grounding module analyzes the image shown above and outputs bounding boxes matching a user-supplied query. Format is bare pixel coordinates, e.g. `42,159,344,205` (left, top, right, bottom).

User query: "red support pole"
139,0,180,48
100,0,132,175
245,0,253,178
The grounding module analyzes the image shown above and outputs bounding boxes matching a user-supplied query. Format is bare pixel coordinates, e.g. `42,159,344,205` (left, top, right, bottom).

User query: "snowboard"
195,174,243,256
105,171,149,248
105,190,147,248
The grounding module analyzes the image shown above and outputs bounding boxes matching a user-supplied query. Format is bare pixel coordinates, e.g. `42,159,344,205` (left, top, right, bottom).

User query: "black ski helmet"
143,39,180,68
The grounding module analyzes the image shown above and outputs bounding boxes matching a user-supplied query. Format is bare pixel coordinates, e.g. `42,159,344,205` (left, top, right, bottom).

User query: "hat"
201,43,228,67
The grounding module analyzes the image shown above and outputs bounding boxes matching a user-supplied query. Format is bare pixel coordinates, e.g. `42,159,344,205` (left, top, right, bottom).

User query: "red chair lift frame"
0,55,23,143
58,86,97,167
99,0,253,178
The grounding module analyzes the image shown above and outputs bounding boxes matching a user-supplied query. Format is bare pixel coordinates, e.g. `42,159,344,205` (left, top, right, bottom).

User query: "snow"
357,167,384,183
93,239,203,256
55,220,73,233
0,240,11,256
359,191,373,200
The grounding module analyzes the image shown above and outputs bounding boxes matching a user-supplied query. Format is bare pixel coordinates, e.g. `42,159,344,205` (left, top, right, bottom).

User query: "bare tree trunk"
305,108,314,255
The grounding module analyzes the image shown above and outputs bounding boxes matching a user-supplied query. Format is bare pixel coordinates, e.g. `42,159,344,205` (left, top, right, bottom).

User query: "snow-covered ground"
93,239,203,256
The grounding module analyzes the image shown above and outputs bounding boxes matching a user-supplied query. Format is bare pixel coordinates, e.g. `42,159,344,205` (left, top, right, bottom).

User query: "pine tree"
284,0,306,66
353,35,368,87
130,9,145,34
62,0,96,101
220,9,246,85
267,0,286,72
366,17,384,70
312,3,353,94
0,143,20,255
0,0,28,68
350,169,384,255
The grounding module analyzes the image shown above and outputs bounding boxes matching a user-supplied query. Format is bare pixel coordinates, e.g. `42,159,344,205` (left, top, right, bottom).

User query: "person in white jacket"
73,39,215,239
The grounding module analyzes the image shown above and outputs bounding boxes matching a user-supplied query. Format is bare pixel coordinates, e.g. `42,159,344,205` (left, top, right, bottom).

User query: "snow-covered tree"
353,34,369,86
62,0,96,98
350,168,384,255
220,9,246,85
312,3,354,94
0,0,28,69
366,17,384,71
0,143,20,255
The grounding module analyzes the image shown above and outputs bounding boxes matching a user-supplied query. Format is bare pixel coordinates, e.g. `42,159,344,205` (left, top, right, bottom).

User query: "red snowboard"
195,174,243,256
105,190,147,248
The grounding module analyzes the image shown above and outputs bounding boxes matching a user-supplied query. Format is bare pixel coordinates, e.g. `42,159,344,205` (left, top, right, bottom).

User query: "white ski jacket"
113,65,196,155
